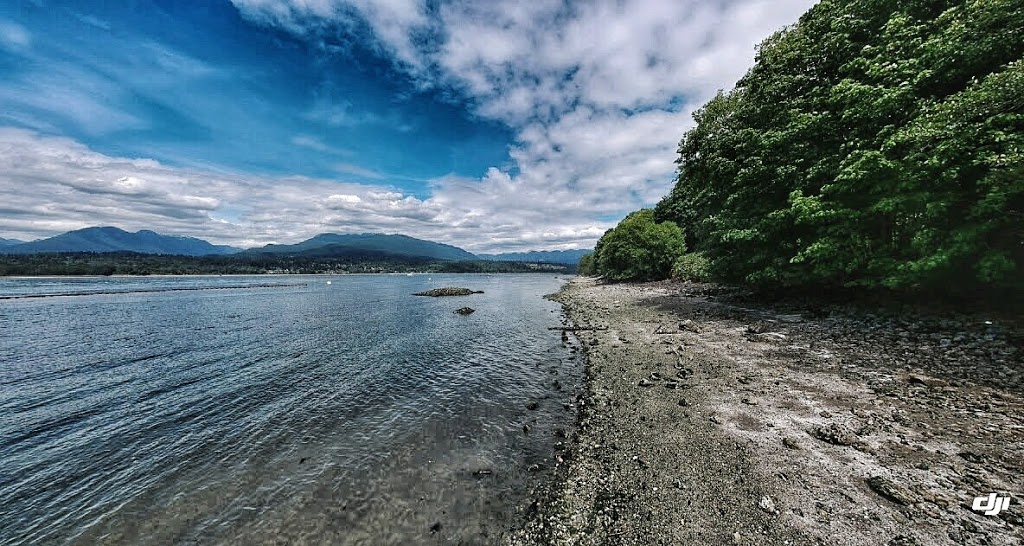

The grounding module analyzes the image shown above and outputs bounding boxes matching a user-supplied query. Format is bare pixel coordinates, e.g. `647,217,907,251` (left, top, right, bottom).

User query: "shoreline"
511,277,1022,545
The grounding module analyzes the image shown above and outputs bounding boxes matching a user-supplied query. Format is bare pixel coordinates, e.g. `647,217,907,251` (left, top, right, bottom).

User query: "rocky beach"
510,278,1023,546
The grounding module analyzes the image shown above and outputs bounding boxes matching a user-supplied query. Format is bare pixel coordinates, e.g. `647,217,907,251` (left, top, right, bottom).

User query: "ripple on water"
0,274,583,545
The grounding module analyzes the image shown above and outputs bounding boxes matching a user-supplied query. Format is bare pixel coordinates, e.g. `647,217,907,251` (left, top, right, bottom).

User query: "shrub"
671,252,711,282
577,252,597,276
593,209,686,281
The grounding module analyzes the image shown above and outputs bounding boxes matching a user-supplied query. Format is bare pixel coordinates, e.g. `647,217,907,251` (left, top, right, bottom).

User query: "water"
0,274,581,545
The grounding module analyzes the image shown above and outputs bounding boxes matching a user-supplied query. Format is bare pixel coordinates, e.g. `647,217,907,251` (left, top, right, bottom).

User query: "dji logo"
972,493,1011,516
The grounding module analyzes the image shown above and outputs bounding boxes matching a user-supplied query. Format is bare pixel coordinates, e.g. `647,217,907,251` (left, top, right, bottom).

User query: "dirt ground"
508,278,1023,546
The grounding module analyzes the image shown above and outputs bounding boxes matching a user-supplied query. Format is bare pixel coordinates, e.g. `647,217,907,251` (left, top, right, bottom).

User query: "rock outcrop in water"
455,307,475,315
413,287,483,297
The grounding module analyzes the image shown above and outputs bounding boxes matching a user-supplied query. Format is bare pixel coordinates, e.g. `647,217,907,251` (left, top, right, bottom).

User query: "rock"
782,437,800,450
454,307,475,315
957,451,985,463
430,522,442,534
810,423,860,446
758,495,777,513
638,379,654,387
526,401,540,410
413,287,483,297
906,373,948,388
679,320,701,333
866,475,918,505
472,468,493,477
751,332,787,342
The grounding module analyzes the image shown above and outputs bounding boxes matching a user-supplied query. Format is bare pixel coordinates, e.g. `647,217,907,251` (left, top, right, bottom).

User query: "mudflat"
510,278,1022,546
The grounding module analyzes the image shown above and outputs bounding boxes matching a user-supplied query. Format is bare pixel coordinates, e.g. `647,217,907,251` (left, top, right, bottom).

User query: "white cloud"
0,19,31,50
333,162,385,179
0,128,608,251
1,1,819,251
224,0,817,250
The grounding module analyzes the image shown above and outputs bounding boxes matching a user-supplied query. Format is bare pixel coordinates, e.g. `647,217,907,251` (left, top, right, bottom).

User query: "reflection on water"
0,274,581,545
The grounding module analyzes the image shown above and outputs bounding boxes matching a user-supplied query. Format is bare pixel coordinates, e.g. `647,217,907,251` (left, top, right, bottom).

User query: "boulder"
455,307,475,315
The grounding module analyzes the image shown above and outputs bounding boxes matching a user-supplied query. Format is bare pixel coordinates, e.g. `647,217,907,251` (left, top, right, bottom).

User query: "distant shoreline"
0,252,574,277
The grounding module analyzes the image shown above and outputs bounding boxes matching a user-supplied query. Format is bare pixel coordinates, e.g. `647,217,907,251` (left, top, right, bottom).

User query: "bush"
671,252,711,282
577,252,597,276
593,209,686,281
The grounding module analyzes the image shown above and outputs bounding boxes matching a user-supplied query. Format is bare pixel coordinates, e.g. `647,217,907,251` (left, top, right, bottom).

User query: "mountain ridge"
477,249,590,265
245,232,477,261
0,227,240,256
1,227,590,264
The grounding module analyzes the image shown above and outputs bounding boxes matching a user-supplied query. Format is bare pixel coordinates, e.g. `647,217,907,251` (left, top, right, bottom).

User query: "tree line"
0,252,572,276
583,0,1022,297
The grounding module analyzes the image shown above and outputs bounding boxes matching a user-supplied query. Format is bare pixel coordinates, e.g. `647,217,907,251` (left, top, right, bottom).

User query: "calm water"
0,274,582,545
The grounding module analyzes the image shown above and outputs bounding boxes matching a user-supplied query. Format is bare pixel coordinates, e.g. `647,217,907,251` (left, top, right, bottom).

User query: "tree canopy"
585,209,685,281
654,0,1023,294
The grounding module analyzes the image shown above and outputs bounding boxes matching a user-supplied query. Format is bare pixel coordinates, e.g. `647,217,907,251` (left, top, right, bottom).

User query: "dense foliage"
0,252,570,276
584,210,685,281
577,252,597,276
671,252,711,282
655,0,1024,294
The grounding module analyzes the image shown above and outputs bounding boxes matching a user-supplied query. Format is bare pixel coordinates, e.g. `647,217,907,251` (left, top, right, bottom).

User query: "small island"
412,287,484,297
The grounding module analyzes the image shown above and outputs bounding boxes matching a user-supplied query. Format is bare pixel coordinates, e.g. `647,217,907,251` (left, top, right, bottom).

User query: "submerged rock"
413,287,483,297
455,307,475,315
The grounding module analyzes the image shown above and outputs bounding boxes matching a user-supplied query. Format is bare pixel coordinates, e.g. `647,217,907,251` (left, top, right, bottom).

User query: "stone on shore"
413,287,484,297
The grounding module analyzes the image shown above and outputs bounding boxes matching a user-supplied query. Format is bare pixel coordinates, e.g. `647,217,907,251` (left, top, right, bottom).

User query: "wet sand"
510,278,1022,545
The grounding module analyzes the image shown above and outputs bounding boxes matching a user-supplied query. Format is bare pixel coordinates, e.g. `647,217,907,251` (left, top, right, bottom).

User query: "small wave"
0,283,307,300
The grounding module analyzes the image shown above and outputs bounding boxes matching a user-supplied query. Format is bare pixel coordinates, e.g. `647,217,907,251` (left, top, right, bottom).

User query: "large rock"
413,287,484,297
455,307,475,315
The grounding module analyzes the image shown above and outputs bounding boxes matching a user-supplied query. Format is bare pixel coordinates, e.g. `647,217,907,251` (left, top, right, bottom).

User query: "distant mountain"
0,237,25,247
246,233,478,261
1,227,240,256
478,249,591,265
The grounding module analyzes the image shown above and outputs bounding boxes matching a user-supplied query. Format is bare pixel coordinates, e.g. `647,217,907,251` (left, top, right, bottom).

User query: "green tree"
593,210,686,281
656,0,1024,294
577,252,597,276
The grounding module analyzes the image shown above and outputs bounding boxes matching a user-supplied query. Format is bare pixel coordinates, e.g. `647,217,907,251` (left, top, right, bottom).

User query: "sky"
0,0,816,251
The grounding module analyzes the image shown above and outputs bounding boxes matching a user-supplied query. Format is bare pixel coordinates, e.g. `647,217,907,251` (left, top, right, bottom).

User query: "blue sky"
0,0,815,251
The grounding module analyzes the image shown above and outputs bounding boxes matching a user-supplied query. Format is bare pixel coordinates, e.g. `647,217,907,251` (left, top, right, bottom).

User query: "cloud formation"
0,128,605,251
226,0,817,248
2,1,817,251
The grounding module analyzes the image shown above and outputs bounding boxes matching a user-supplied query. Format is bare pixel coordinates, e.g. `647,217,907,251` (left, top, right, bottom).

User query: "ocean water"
0,274,581,545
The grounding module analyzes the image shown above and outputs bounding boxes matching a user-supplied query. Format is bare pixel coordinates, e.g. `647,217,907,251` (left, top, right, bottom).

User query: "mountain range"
0,227,239,256
476,249,591,265
245,233,477,261
0,227,590,264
